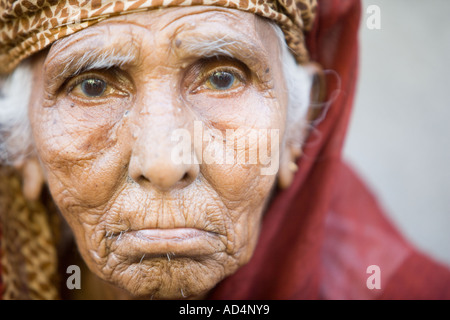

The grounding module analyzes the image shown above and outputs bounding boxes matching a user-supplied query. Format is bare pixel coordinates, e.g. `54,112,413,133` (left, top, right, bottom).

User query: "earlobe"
278,145,301,189
14,157,45,201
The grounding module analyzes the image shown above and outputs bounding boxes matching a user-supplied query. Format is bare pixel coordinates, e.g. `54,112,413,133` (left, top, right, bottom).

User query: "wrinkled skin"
27,6,304,299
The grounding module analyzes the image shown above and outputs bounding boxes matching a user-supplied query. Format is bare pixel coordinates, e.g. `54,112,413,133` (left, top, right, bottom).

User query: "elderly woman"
0,0,449,300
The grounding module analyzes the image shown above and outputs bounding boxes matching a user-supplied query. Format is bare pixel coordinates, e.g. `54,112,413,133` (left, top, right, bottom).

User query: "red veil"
210,0,450,299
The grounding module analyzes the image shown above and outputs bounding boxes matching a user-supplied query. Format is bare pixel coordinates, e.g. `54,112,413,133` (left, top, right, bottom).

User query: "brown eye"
80,78,107,97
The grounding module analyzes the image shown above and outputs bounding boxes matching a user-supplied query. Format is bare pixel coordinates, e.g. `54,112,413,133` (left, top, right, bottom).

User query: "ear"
304,62,327,124
14,156,45,201
278,142,302,189
278,62,326,189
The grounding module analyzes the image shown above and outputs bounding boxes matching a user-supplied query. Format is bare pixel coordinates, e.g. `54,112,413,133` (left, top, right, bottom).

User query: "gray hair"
0,60,33,165
0,23,312,166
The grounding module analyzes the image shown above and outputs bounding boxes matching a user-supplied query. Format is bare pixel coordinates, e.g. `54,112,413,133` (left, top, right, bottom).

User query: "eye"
184,57,250,96
207,71,236,90
79,78,107,97
65,70,131,102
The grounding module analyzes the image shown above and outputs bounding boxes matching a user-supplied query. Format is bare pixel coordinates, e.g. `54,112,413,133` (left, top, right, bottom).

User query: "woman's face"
28,6,290,299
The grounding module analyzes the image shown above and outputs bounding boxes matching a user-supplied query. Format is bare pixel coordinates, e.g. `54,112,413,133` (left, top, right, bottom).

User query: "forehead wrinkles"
160,7,247,33
167,10,260,50
47,23,139,63
45,8,265,69
110,6,248,33
107,8,263,61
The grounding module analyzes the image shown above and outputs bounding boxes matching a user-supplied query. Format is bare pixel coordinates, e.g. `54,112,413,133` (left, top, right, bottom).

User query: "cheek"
201,159,276,207
187,87,280,126
195,99,283,204
30,98,132,208
196,114,280,257
183,87,284,241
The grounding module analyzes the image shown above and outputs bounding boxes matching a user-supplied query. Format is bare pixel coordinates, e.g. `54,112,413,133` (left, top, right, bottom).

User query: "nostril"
175,172,194,188
132,167,195,191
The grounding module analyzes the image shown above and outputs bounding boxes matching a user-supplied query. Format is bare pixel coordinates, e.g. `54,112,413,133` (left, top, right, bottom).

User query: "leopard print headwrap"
0,0,317,75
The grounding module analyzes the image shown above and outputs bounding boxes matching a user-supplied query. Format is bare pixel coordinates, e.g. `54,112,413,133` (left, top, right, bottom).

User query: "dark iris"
80,78,107,97
209,71,235,90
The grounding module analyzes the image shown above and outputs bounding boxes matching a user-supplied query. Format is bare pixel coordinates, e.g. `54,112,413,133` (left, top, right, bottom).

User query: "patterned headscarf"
0,0,317,75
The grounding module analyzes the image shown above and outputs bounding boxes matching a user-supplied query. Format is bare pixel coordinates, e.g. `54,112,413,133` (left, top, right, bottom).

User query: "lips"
112,228,226,260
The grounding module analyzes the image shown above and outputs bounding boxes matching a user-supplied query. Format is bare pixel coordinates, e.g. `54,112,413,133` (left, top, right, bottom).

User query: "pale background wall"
343,0,450,266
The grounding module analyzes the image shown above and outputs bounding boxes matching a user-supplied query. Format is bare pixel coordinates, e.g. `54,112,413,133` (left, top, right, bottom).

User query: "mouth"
111,228,226,261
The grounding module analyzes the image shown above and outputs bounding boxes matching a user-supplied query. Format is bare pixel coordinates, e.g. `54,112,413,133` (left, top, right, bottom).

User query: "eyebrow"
58,48,136,78
179,35,252,59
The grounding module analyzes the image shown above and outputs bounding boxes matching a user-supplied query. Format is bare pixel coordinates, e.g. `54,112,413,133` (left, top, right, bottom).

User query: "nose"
129,153,198,191
128,115,199,192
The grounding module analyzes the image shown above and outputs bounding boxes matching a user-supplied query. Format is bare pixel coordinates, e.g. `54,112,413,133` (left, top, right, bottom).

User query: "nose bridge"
139,79,181,116
135,89,190,154
136,115,180,157
129,86,197,190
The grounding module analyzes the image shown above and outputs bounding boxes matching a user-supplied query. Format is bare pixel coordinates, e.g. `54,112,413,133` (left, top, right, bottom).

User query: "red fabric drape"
209,0,450,299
